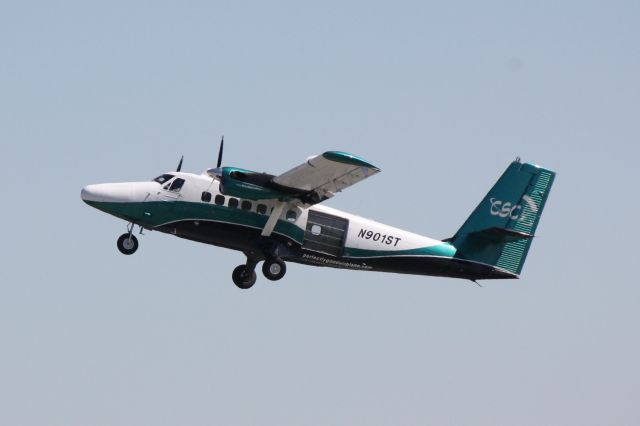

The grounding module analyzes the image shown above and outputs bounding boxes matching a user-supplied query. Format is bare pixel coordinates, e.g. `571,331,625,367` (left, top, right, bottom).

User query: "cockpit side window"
153,174,175,184
168,178,185,192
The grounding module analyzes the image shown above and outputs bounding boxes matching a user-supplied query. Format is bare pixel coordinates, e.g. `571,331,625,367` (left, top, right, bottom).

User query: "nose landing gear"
116,223,142,255
117,233,138,255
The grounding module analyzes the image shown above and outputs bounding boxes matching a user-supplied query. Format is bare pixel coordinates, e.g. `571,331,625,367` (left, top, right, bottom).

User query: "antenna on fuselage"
470,279,483,287
176,155,184,172
217,136,224,168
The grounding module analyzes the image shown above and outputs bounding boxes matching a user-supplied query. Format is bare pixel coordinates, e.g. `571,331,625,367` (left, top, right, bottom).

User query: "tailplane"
449,160,555,277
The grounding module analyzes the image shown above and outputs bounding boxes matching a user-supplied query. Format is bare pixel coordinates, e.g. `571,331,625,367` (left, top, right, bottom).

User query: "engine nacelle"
218,167,289,201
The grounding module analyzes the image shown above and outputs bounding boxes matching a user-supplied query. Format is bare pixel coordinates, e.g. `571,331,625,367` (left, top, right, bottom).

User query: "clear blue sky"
1,1,639,425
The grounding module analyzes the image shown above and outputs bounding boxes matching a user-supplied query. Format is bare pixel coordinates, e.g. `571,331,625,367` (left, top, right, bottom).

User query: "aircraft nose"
81,184,101,203
81,183,131,203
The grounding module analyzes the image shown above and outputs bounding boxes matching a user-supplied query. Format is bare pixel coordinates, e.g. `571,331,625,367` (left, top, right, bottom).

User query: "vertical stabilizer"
450,160,555,276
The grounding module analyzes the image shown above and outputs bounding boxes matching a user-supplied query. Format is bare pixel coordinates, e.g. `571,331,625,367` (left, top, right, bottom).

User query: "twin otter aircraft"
81,141,555,289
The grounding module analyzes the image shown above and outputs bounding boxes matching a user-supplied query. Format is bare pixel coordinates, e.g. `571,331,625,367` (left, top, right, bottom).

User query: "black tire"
262,258,286,281
232,265,257,289
117,234,138,255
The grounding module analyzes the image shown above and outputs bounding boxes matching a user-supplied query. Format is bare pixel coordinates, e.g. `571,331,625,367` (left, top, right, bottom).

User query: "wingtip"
322,151,379,170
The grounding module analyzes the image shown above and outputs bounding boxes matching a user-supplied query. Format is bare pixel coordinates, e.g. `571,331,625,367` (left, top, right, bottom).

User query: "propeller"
217,136,224,168
176,155,184,172
205,136,225,179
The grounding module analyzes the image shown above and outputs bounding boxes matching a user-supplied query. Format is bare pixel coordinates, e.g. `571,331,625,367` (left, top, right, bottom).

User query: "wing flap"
272,151,380,203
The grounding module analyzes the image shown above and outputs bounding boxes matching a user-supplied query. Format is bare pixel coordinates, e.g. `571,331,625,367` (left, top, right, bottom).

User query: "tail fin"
450,160,555,277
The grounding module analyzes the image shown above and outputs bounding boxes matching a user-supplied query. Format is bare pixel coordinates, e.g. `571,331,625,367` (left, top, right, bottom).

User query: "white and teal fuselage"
82,160,555,283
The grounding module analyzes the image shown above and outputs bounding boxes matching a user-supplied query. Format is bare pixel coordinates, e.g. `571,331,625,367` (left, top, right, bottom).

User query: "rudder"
450,160,555,277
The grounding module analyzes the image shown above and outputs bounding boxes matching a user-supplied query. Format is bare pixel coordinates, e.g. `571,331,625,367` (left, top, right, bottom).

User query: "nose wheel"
116,223,142,255
117,233,139,255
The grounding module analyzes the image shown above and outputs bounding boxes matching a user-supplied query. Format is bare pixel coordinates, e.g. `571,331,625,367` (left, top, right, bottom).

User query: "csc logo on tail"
489,195,538,224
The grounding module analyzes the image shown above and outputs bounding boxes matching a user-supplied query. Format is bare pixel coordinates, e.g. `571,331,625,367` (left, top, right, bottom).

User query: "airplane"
81,140,555,289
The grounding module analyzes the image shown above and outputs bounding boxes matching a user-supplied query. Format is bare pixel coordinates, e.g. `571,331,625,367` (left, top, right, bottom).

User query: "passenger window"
214,195,225,205
228,198,239,208
201,192,212,202
286,210,297,222
241,200,252,211
257,204,267,214
168,178,185,192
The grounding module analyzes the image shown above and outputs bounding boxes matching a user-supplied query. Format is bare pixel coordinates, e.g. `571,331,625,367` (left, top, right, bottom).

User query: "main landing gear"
232,256,287,289
117,223,142,255
232,265,257,289
262,258,286,281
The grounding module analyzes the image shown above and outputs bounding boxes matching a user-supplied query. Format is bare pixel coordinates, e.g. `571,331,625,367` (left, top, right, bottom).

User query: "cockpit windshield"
153,174,175,184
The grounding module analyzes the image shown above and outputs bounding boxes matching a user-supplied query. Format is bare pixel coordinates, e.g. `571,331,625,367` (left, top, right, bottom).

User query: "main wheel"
117,233,138,255
232,265,257,289
262,258,286,281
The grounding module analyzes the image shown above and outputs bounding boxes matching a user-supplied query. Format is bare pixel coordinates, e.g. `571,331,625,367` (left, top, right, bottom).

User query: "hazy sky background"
1,1,639,425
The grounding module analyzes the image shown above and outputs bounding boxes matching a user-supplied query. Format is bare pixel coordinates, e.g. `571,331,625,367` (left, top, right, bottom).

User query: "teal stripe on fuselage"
84,200,305,243
343,244,457,259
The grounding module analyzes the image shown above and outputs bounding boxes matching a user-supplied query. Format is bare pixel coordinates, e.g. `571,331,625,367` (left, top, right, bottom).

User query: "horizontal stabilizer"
467,227,533,242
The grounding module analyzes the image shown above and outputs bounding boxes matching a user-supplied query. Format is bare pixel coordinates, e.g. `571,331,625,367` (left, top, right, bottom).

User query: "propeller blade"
176,155,184,172
217,136,224,168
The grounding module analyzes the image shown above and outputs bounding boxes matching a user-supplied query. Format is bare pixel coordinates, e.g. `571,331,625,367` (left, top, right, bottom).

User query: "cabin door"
303,210,349,257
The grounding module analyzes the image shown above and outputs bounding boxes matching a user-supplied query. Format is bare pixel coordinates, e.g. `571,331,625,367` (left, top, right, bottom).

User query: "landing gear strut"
117,223,139,255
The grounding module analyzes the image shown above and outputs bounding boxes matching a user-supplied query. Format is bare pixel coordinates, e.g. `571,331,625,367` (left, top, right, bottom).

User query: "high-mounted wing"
272,151,380,204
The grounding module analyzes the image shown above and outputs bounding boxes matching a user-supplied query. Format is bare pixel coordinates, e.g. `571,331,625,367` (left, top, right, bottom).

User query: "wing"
272,151,380,204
